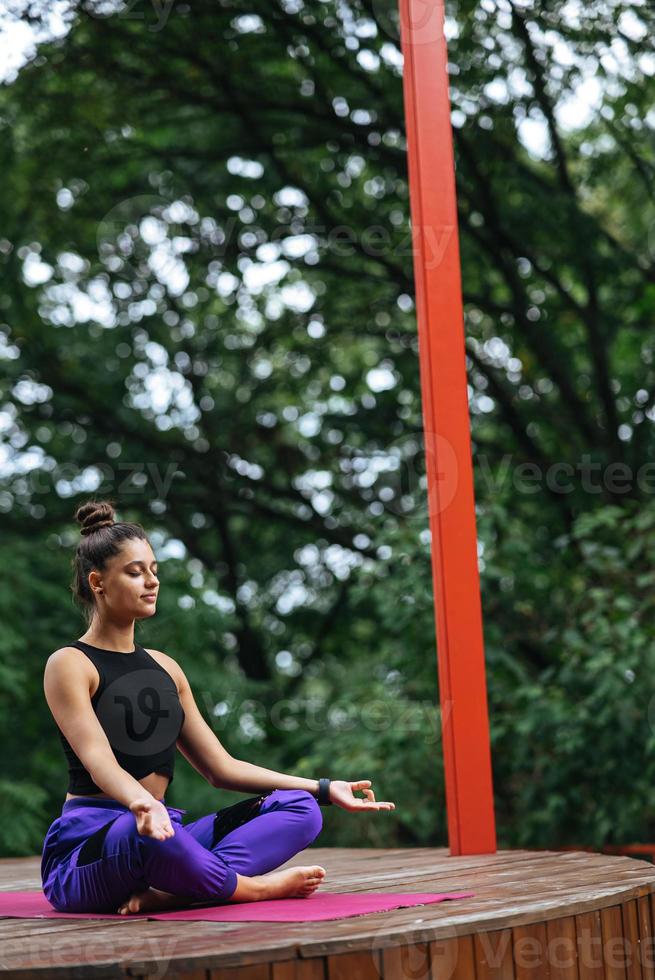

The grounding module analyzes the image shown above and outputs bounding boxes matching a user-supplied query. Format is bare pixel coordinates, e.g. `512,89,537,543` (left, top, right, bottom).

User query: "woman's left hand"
327,780,396,811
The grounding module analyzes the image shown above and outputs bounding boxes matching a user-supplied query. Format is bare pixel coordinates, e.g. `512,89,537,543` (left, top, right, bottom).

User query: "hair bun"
74,499,117,537
80,518,114,536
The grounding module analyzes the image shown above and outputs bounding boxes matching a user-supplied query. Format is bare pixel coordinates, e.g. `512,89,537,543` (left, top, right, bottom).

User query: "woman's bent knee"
285,789,323,844
256,788,324,846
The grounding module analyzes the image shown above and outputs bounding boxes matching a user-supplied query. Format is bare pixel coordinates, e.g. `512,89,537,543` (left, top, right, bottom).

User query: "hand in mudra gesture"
129,797,176,840
328,780,396,811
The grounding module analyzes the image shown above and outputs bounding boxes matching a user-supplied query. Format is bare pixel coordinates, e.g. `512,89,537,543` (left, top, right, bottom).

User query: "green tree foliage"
0,0,654,855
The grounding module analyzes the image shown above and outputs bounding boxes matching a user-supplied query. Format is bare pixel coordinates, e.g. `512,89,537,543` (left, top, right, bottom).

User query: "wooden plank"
143,973,207,980
474,928,514,979
575,910,604,980
327,949,381,980
380,941,430,979
545,916,577,980
637,895,655,980
512,921,549,979
649,895,655,980
622,899,643,980
271,961,325,980
601,905,628,980
428,935,476,979
210,966,271,980
271,962,297,980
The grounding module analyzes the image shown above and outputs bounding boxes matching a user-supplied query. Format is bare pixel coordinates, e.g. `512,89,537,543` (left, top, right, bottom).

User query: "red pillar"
397,0,497,854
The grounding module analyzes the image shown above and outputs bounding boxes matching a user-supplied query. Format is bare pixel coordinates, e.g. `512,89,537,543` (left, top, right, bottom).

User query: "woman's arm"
214,757,320,797
44,648,162,810
156,650,321,797
157,652,395,811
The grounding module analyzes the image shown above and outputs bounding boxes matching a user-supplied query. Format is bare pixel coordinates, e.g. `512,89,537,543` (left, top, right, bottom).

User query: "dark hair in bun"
76,499,116,537
71,498,148,625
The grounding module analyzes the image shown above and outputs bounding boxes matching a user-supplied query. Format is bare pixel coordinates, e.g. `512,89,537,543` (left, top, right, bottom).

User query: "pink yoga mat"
0,890,474,922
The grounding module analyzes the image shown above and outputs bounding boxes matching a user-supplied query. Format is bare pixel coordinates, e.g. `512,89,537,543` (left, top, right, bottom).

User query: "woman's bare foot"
117,887,191,915
253,865,327,901
117,864,327,913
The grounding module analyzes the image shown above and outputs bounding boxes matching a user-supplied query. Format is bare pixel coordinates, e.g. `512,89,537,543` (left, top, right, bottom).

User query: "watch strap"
317,777,332,805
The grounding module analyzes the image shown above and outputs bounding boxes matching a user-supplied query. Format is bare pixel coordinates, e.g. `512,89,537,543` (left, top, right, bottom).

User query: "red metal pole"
397,0,497,854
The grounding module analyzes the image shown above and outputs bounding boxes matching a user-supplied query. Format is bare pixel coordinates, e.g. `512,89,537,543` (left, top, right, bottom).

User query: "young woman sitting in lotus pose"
41,499,396,915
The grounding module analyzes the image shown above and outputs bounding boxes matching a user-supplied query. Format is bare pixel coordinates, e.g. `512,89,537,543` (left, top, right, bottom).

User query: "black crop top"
57,640,186,795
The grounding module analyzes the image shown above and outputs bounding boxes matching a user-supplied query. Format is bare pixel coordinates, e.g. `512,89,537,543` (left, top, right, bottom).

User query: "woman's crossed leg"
43,789,325,914
112,788,326,915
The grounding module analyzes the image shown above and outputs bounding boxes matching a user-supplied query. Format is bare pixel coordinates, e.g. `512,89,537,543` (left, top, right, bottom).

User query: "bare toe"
117,890,146,915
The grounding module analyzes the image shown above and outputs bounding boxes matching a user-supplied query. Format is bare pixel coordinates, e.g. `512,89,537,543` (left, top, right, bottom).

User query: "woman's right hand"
129,797,175,840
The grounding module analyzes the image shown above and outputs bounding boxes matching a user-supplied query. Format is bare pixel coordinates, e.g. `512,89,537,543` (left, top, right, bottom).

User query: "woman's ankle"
228,872,267,903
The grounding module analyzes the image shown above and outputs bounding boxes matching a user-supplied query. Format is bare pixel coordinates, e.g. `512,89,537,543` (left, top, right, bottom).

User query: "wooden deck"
3,846,655,978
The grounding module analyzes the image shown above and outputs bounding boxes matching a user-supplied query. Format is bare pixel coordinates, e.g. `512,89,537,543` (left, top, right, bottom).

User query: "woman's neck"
80,626,136,653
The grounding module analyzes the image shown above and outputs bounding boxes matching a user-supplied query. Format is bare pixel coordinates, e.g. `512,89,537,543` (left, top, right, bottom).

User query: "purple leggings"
40,789,323,913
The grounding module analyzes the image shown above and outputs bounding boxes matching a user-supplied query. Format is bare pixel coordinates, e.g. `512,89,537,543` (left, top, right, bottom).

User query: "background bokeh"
1,0,655,857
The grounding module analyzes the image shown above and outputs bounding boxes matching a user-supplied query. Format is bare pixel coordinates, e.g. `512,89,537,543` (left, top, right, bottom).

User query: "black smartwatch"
317,777,332,806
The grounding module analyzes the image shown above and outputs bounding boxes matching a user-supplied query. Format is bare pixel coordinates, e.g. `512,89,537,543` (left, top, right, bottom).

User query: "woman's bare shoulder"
43,647,98,699
144,647,184,686
46,646,95,670
144,646,178,666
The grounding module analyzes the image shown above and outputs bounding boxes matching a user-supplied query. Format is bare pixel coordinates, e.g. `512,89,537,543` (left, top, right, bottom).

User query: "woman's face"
89,538,160,622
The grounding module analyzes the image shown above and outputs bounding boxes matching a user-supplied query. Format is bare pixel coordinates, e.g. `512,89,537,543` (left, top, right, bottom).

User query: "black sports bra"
57,640,185,795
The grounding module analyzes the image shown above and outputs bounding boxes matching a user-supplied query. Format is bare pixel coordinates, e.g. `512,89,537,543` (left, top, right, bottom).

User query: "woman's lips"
142,595,157,603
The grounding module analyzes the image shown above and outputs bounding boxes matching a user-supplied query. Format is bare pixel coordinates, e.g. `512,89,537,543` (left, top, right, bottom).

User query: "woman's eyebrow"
125,560,158,568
